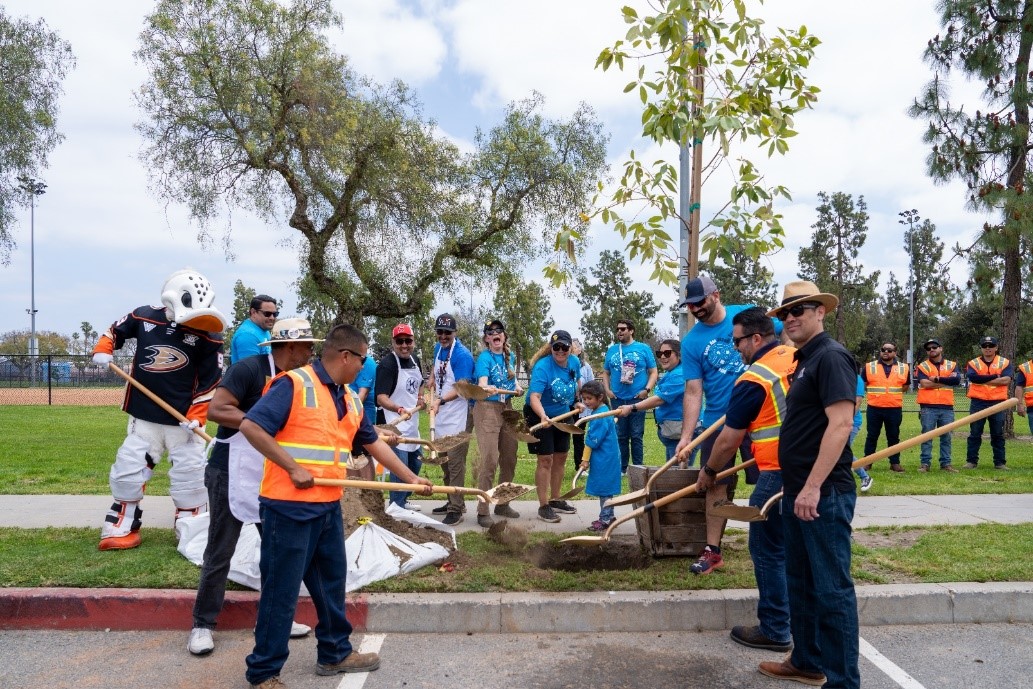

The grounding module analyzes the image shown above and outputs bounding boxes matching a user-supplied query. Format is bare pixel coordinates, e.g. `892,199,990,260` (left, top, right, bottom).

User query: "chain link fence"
0,354,137,405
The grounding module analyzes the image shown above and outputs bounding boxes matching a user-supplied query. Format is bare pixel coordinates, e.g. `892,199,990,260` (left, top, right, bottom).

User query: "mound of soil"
339,482,455,553
527,535,652,572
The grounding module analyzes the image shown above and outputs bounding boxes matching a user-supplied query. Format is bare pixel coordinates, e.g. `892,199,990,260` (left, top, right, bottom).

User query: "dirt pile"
339,482,455,553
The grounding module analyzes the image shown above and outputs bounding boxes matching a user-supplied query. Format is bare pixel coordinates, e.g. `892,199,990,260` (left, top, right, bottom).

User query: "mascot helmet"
160,269,228,332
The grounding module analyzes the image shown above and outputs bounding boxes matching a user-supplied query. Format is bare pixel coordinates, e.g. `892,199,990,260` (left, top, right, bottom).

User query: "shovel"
483,482,536,504
574,408,622,427
707,398,1019,522
108,362,213,442
454,380,519,401
503,408,583,443
376,407,413,433
604,415,726,508
426,387,439,464
562,459,756,546
378,433,473,455
313,477,492,503
558,463,588,501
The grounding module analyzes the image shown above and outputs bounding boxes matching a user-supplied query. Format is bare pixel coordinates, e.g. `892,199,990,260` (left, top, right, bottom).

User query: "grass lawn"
2,402,1032,498
2,523,1031,591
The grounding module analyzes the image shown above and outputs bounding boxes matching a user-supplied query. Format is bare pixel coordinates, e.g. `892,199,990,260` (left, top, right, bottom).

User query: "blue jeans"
388,447,423,507
784,488,859,689
849,425,868,480
246,503,353,686
657,426,679,461
193,464,243,628
967,398,1006,466
864,406,902,465
1026,408,1033,436
750,471,790,643
614,397,646,471
598,496,615,524
919,406,955,467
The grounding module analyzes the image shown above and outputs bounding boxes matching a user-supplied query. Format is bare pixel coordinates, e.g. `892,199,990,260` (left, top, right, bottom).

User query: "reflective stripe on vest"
966,355,1010,402
916,359,957,406
259,365,361,503
1020,361,1033,407
737,345,796,472
866,361,909,408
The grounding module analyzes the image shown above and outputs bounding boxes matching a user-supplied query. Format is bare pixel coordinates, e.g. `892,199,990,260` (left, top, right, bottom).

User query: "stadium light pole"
17,176,47,361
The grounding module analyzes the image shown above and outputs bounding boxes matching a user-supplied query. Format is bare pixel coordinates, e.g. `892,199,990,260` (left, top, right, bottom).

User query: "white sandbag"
344,520,450,592
175,513,261,590
385,501,457,548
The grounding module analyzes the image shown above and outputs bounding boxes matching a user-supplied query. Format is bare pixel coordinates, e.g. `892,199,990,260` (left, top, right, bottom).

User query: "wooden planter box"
626,464,707,558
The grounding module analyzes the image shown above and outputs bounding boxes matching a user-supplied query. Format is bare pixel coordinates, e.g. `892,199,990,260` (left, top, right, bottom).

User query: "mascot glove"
179,419,201,431
92,353,113,366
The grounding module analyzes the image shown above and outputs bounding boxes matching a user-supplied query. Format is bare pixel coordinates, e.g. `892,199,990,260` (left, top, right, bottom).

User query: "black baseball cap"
434,313,457,332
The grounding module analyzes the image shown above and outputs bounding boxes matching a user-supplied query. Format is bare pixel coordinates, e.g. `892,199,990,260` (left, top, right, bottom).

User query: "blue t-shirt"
584,405,621,497
230,318,270,362
853,374,864,430
529,354,582,417
653,366,685,424
353,356,378,425
474,350,517,402
604,340,657,399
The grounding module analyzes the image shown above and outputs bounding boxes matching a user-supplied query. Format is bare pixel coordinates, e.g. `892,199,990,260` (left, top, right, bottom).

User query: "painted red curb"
0,588,369,632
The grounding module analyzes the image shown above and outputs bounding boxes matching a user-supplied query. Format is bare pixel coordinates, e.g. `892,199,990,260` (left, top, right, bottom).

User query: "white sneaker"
290,621,311,638
188,627,214,655
403,501,422,512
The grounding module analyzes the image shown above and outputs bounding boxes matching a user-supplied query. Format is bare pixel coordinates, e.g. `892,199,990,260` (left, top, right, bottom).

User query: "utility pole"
17,177,47,370
898,209,920,383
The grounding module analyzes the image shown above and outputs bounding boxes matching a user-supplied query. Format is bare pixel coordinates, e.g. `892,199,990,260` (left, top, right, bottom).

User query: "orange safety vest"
1018,360,1033,407
915,359,957,406
736,344,796,472
259,365,362,503
966,355,1011,401
865,361,909,408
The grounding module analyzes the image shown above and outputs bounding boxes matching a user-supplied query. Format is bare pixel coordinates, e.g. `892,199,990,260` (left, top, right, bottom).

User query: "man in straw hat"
758,280,858,688
188,318,320,657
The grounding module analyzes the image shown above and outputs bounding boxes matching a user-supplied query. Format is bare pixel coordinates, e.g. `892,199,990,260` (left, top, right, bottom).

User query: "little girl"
578,380,621,531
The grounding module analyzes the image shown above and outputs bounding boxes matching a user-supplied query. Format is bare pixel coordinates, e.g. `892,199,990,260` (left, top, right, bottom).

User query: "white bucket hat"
258,318,321,347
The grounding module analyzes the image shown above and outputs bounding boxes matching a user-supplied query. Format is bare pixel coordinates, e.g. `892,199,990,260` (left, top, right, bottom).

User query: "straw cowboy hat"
258,317,322,347
766,280,839,318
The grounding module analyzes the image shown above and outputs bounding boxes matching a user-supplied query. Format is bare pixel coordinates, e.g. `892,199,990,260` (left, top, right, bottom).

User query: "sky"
0,0,991,350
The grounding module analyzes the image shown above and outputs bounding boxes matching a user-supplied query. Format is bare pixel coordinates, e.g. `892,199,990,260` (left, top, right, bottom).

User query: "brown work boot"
250,677,286,689
890,463,905,473
758,658,827,686
917,465,929,473
941,465,958,473
316,651,381,675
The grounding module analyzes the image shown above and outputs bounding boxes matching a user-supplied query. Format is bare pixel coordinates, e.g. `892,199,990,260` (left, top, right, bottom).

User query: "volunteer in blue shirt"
617,339,684,460
230,295,277,363
525,330,583,523
602,319,658,473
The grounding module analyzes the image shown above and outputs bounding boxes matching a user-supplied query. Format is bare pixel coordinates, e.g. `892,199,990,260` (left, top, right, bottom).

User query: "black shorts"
699,431,742,493
524,405,571,456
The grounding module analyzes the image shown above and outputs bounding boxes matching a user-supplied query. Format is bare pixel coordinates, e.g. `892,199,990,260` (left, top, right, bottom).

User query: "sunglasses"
775,303,817,321
616,326,629,332
685,298,707,309
655,349,675,358
394,338,413,345
339,348,367,365
552,344,571,352
881,348,896,353
981,344,997,349
436,329,453,336
258,309,279,318
485,328,503,335
925,345,940,351
732,333,758,347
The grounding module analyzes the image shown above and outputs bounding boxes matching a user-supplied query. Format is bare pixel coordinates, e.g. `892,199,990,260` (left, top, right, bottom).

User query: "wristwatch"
631,403,638,412
703,465,718,478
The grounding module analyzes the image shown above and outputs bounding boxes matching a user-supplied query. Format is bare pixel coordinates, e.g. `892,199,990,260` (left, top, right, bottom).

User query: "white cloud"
332,0,447,84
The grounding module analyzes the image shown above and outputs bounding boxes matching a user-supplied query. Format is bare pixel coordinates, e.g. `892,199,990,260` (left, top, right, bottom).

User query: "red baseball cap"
392,323,414,338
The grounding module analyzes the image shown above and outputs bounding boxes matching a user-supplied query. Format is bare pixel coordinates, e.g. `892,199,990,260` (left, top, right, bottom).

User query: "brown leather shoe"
941,465,958,473
890,463,905,473
917,465,929,473
316,651,381,675
758,659,827,686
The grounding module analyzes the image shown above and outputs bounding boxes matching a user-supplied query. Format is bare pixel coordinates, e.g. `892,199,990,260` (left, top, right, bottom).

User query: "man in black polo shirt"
758,281,858,689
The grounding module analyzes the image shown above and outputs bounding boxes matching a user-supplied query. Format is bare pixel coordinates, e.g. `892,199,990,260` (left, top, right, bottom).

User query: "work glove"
92,353,113,366
180,419,200,432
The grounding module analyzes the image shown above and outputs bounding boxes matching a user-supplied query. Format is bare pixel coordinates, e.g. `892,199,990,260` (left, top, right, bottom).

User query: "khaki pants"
473,400,518,515
441,412,474,514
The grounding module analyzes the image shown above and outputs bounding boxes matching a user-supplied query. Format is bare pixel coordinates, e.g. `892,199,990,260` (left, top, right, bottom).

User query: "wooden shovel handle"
313,477,491,503
575,408,622,427
645,414,726,492
108,362,213,442
850,398,1017,470
530,408,581,432
603,458,756,539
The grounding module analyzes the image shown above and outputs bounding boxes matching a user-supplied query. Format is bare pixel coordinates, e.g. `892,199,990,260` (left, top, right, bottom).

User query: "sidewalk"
2,492,1032,633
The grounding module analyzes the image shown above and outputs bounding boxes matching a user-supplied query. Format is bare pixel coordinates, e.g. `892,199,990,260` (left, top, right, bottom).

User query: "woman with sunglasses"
472,319,523,527
525,330,584,523
616,339,684,460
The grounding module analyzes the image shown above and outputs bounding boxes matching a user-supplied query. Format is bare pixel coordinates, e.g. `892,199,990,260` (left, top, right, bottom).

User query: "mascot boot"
99,500,143,550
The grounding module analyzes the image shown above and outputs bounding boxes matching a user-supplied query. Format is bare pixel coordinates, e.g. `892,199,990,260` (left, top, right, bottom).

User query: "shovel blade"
552,422,585,435
560,535,606,546
454,381,490,401
709,501,767,522
604,489,646,508
485,482,535,504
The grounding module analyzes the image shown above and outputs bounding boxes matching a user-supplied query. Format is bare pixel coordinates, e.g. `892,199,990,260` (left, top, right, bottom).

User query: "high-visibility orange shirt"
1017,360,1033,407
966,355,1011,402
736,345,796,472
916,359,958,407
864,361,909,408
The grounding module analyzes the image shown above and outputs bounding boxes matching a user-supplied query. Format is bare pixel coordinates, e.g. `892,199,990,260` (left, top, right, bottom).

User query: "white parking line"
335,633,386,689
859,636,928,689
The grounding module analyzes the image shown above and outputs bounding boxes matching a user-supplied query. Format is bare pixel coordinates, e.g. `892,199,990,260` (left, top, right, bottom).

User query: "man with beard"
601,318,658,473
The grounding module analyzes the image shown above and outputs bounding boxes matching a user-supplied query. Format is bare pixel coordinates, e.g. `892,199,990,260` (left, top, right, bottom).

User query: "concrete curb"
3,583,1031,632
